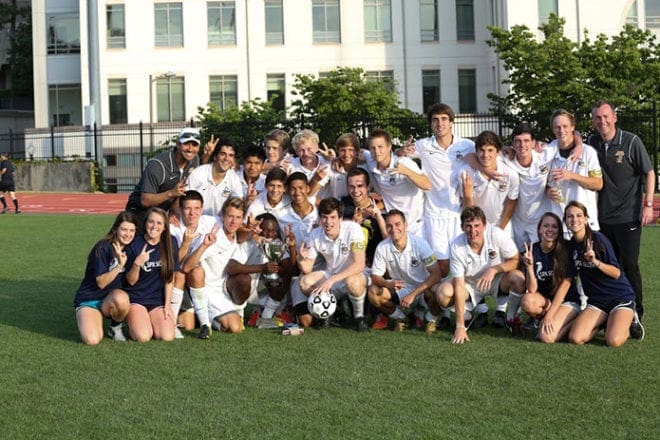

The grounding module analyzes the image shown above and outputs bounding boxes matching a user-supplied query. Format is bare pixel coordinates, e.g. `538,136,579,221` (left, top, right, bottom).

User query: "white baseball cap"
178,127,201,146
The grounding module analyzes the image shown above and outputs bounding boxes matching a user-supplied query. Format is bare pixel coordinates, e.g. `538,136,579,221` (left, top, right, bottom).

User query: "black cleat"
355,317,369,332
630,312,645,341
437,316,451,331
314,318,331,329
491,311,507,328
472,312,489,329
198,324,211,339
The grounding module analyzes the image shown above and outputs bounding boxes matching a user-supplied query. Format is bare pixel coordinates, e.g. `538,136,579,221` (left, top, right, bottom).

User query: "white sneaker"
174,327,185,339
257,317,280,329
107,324,127,342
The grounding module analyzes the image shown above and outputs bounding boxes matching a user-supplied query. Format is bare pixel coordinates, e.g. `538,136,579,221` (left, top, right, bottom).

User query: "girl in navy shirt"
520,212,580,343
125,207,179,342
74,211,137,345
564,201,642,346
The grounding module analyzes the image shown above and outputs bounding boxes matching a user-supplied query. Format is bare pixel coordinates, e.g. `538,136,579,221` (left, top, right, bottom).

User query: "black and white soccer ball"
307,292,337,319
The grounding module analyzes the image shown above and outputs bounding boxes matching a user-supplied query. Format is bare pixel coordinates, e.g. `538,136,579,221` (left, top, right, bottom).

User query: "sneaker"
257,317,280,329
522,318,540,332
314,318,330,329
198,324,211,339
1,207,8,214
437,316,451,331
371,314,389,330
14,209,21,214
492,311,507,328
278,310,294,324
174,327,185,339
506,317,523,337
393,320,407,332
247,309,260,327
107,325,127,342
425,320,437,335
472,312,489,329
630,312,645,341
355,317,369,332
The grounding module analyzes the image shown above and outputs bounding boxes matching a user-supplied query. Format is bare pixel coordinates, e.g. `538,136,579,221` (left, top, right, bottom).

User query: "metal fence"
1,109,657,194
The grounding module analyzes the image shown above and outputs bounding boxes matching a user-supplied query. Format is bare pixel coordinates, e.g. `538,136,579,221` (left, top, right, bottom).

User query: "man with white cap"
126,127,201,217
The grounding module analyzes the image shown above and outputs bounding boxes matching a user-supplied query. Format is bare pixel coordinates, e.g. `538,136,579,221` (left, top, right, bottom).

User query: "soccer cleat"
412,316,425,330
247,309,260,327
630,312,645,341
522,318,540,332
393,320,407,332
492,311,507,328
506,317,523,337
14,209,21,214
174,327,185,339
472,312,489,329
425,320,437,335
437,316,451,331
1,207,8,214
371,314,389,330
257,317,280,329
355,317,369,332
314,318,331,329
107,325,127,342
198,324,211,339
277,310,294,324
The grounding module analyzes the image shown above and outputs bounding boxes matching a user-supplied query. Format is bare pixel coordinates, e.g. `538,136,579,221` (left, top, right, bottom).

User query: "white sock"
190,286,211,327
496,294,508,312
261,297,281,320
212,319,222,331
349,292,366,319
389,307,406,321
425,311,438,322
476,302,489,314
170,287,184,320
506,291,523,321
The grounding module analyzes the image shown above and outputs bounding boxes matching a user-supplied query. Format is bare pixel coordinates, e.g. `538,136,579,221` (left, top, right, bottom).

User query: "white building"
32,0,658,128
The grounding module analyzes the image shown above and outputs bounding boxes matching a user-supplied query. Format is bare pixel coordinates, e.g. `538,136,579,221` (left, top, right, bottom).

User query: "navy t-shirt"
125,234,180,306
527,242,579,303
74,240,125,307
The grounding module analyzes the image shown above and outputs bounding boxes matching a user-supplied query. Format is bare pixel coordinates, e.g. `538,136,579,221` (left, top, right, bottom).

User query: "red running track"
17,192,129,215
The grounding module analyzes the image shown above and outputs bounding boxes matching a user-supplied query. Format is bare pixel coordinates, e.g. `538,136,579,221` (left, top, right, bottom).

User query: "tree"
1,1,32,97
289,67,425,146
487,15,660,140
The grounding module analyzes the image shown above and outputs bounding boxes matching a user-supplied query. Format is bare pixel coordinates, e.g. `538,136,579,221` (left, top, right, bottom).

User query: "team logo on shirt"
222,186,232,197
577,159,585,168
410,257,420,267
487,249,497,259
141,260,163,272
539,165,549,175
108,257,124,273
340,242,349,254
497,177,509,192
615,151,625,164
455,152,464,161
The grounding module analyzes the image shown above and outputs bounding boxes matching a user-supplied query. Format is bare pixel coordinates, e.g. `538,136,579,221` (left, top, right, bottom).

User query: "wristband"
645,200,653,208
456,325,466,329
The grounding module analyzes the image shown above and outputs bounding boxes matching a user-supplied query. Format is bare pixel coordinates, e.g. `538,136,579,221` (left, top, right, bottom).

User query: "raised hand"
134,244,155,268
204,134,219,157
522,242,534,267
112,241,128,268
461,170,473,200
318,142,336,160
299,241,312,260
583,238,595,263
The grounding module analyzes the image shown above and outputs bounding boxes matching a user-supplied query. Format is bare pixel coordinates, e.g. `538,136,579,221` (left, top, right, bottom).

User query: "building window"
108,79,128,124
106,4,125,49
538,0,558,23
313,0,340,43
265,0,284,45
47,15,80,54
366,70,395,92
156,76,185,122
364,0,392,43
267,74,286,112
458,69,477,113
420,0,438,42
207,1,236,46
646,0,660,28
626,0,638,25
422,70,441,113
456,0,474,41
209,75,238,111
155,3,183,47
48,84,82,126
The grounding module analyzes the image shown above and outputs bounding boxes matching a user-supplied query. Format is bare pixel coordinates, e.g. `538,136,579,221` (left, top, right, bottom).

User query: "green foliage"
290,67,424,145
1,2,32,96
0,214,659,438
488,15,660,140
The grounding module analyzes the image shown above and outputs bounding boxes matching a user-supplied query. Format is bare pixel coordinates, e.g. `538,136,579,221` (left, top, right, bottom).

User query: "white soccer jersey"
237,167,266,199
245,191,292,220
289,155,333,200
371,234,438,286
449,223,518,286
198,231,240,288
458,157,520,226
305,221,366,274
364,151,425,232
546,141,601,231
187,164,243,216
413,136,475,218
278,205,319,244
170,214,219,257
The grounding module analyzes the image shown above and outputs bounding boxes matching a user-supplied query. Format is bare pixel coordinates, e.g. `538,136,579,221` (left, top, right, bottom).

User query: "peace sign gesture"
583,238,596,263
204,134,219,157
298,241,312,260
134,243,155,268
522,242,534,267
112,241,128,269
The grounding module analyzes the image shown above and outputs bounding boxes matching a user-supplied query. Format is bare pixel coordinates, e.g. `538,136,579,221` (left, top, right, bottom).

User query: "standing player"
187,139,243,217
369,210,442,334
436,207,525,344
588,100,655,334
296,198,369,331
0,151,20,213
74,212,137,344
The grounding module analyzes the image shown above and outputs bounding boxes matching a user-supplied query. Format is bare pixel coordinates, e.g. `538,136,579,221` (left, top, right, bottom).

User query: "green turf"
0,214,658,439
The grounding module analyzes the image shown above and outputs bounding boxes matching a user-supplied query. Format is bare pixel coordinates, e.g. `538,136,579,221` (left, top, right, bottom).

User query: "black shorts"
0,182,15,192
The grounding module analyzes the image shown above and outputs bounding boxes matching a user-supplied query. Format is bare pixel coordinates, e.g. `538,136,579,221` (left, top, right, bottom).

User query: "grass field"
0,214,658,439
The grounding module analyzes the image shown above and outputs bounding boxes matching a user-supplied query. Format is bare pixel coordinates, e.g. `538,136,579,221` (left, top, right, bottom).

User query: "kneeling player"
296,198,369,331
436,206,525,343
368,210,443,334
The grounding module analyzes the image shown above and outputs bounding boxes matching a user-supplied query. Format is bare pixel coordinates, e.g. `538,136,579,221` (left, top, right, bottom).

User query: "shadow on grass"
0,277,82,342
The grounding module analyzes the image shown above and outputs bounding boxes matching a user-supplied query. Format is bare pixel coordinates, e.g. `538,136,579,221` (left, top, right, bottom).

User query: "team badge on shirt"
539,165,549,175
615,151,625,164
410,257,420,267
222,186,232,197
455,152,464,161
487,249,497,259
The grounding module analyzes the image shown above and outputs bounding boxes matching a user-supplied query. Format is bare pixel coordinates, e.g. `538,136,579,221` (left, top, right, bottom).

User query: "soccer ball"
307,292,337,319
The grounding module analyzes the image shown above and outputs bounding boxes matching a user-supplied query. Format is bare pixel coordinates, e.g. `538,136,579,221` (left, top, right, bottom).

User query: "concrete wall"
14,161,95,192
